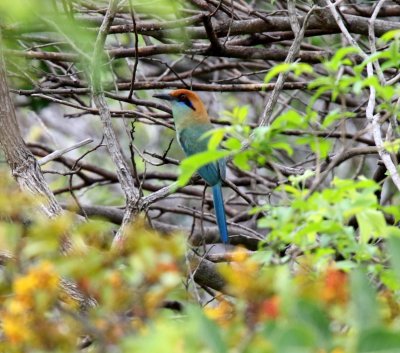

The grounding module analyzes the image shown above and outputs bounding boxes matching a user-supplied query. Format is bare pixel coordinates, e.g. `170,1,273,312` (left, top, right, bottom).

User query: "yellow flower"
230,247,249,262
14,273,38,296
7,299,26,315
12,261,59,309
13,274,39,308
219,250,263,299
331,349,345,353
30,260,59,291
14,261,58,296
204,299,234,325
2,313,31,344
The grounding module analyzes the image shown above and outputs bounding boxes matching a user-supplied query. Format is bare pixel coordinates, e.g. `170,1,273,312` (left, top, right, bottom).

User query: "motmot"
154,89,229,244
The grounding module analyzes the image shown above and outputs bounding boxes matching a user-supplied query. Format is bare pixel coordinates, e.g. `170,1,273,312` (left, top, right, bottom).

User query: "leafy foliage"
2,1,400,352
2,165,400,352
163,33,400,353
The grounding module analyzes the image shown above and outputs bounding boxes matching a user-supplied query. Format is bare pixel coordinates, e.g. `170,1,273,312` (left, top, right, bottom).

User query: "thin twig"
127,0,140,100
38,138,93,166
258,3,315,127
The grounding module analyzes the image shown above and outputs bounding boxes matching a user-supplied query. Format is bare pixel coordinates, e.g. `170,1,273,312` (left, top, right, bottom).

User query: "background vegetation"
1,0,400,352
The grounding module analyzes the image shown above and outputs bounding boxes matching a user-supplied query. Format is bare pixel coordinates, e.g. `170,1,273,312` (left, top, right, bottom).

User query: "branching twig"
38,138,93,166
325,0,400,193
90,0,140,247
258,3,315,127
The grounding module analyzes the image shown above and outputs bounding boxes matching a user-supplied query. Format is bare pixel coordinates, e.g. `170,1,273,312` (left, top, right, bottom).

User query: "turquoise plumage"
154,89,229,244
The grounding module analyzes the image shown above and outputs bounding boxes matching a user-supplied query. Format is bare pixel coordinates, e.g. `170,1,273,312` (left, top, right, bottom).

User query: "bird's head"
154,89,209,126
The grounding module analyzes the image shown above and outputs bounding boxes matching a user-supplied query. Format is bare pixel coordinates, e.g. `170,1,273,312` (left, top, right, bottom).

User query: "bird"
154,89,229,244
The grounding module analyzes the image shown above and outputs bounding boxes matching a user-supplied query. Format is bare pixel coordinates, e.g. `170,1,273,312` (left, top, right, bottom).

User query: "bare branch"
38,138,93,166
0,36,64,220
89,0,140,247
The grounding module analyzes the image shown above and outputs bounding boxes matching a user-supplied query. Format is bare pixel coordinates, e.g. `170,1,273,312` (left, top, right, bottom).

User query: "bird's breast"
178,124,213,157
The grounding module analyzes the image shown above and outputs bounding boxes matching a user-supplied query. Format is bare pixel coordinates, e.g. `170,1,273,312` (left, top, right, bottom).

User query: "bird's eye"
178,93,195,111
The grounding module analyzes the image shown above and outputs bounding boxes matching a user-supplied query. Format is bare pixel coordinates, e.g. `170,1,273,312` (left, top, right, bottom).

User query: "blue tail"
212,183,229,244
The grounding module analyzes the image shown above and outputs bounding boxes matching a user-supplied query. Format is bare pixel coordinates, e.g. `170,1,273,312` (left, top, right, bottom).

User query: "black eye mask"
178,95,196,111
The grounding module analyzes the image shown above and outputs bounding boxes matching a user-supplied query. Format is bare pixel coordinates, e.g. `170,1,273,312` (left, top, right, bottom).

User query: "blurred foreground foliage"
2,172,400,353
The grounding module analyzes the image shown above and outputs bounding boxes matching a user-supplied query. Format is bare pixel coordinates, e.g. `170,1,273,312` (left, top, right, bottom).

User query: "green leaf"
356,210,387,243
387,233,400,282
207,129,226,150
264,63,313,83
335,260,358,271
295,300,331,349
383,139,400,154
233,152,251,171
324,47,359,71
271,110,306,130
357,328,400,353
223,105,249,124
381,29,400,42
380,268,400,291
322,109,356,128
288,170,315,188
296,136,332,158
224,137,242,151
350,269,380,331
189,306,227,353
270,141,293,156
269,324,317,353
237,105,249,123
313,139,331,159
178,150,230,186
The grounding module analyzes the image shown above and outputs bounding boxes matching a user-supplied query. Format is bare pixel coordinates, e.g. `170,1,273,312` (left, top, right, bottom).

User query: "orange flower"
260,295,280,320
156,261,179,273
321,267,348,305
107,271,123,288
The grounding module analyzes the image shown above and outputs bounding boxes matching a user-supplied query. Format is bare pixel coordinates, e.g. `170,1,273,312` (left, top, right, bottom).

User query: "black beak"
153,93,174,101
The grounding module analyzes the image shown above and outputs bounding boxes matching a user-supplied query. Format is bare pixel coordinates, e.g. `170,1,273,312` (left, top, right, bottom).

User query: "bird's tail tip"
212,183,229,244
